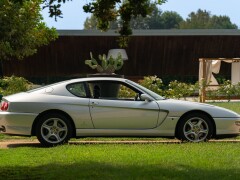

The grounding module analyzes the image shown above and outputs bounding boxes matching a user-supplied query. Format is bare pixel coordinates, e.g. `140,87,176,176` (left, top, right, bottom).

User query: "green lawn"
208,102,240,114
0,143,239,179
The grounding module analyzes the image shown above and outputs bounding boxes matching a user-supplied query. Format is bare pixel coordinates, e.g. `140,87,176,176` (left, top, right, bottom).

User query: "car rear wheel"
36,113,73,147
177,113,213,142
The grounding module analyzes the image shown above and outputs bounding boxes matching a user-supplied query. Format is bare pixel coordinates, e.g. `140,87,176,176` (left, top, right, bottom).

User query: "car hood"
156,99,240,118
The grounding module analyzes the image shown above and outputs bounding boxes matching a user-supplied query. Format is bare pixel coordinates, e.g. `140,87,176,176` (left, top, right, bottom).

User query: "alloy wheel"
183,117,209,142
41,118,68,144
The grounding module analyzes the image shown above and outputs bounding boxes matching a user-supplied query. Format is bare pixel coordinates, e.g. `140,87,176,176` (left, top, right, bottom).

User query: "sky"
41,0,240,30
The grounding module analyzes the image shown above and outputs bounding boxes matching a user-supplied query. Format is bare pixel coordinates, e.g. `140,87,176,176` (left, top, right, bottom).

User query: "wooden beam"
199,58,240,61
202,59,206,103
199,58,207,103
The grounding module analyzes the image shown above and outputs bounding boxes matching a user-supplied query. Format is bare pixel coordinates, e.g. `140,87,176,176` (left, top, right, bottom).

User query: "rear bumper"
0,111,38,136
214,117,240,135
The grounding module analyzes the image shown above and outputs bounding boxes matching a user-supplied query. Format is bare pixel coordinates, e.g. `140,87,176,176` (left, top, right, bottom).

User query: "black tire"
177,113,214,142
36,113,73,147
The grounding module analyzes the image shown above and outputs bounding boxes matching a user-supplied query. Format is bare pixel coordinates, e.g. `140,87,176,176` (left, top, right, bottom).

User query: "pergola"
199,58,240,102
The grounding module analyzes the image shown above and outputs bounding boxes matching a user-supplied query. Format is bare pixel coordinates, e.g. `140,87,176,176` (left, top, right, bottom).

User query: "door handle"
91,102,99,105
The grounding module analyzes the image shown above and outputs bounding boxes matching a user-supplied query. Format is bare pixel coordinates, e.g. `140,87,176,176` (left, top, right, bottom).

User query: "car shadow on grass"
4,139,240,149
5,142,43,148
5,141,180,148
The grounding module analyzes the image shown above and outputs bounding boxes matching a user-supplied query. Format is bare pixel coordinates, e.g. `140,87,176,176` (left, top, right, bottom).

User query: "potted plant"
85,52,124,97
85,52,124,75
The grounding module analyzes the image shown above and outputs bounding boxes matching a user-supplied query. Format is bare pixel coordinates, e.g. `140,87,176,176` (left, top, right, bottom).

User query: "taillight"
1,101,9,111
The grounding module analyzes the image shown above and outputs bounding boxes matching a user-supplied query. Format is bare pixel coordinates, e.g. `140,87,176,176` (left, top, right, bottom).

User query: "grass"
0,143,239,179
208,102,240,114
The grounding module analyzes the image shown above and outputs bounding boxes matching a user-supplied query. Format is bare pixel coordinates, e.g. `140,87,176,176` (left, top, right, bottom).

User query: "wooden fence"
4,30,240,82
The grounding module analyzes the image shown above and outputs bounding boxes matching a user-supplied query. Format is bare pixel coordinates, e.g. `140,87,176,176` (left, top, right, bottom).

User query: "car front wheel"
177,113,213,142
36,113,73,147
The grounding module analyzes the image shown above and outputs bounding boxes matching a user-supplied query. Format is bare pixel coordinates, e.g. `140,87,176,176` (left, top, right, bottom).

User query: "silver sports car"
0,77,239,146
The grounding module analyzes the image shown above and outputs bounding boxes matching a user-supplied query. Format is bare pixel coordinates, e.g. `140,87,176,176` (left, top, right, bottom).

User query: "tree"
180,9,237,29
84,15,118,30
131,3,161,29
210,15,238,29
83,0,168,47
84,16,98,30
41,0,167,47
0,0,57,61
84,4,183,30
160,11,183,29
0,0,57,76
42,0,71,20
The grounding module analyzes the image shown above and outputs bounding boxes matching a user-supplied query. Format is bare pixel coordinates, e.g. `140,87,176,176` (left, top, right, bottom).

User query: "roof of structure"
57,29,240,36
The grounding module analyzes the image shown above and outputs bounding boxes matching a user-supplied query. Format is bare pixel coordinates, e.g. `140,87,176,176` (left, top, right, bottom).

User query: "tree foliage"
84,8,238,31
27,1,239,47
42,0,71,20
144,8,183,29
83,0,167,47
84,4,183,30
180,9,237,29
0,0,58,61
41,0,167,47
84,15,98,30
160,11,183,29
84,15,118,30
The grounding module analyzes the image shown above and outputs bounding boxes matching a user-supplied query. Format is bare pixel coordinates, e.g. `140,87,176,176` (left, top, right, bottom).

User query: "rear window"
66,83,87,97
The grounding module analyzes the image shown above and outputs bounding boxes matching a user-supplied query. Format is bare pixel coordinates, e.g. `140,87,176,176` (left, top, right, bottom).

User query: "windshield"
126,80,165,100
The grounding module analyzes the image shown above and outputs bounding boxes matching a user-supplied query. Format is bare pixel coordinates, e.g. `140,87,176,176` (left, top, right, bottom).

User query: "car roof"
27,77,129,94
65,77,128,84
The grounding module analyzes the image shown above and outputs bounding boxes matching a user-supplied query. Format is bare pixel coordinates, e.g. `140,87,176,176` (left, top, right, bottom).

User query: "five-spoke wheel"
177,113,213,142
36,113,73,147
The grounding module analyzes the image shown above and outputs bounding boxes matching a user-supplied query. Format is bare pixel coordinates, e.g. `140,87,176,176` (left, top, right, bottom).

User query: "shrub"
0,76,32,96
138,76,164,96
206,89,218,100
204,80,240,102
166,80,197,99
217,80,239,102
118,84,136,98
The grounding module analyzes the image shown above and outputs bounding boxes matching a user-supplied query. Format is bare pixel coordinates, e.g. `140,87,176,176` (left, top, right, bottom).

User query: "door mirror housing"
140,94,153,101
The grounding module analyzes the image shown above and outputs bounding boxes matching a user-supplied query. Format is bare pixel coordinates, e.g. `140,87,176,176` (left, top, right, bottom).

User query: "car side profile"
0,77,239,147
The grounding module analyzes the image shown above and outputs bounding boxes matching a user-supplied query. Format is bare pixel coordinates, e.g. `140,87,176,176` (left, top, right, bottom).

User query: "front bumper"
0,112,38,136
214,117,240,135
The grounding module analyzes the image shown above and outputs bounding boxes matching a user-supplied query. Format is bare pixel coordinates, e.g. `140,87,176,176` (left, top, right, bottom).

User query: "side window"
67,83,87,97
88,81,141,101
118,84,137,99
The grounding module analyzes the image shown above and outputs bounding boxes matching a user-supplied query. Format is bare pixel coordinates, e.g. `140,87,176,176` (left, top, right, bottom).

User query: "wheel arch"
31,109,76,137
175,110,216,138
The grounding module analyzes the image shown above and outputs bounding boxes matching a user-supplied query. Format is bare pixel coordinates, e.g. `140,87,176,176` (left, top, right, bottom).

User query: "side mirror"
140,94,153,101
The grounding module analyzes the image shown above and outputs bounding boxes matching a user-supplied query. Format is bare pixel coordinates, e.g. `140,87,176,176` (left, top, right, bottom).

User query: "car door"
87,80,160,129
